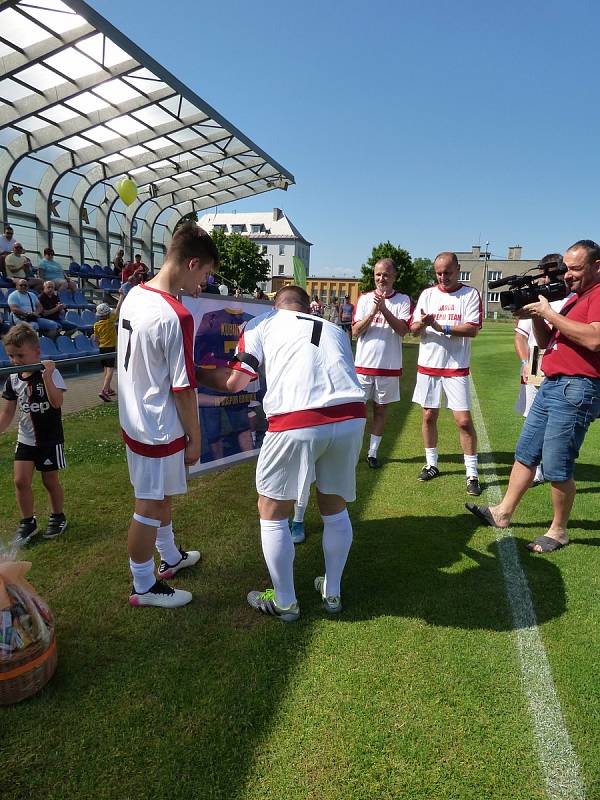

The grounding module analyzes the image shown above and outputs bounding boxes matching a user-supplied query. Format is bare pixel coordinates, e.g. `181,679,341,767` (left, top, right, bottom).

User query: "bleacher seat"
59,289,94,309
55,335,78,359
80,263,94,277
101,266,114,277
39,336,60,360
100,277,120,292
80,309,97,327
0,289,9,309
0,275,14,289
65,309,93,334
73,334,99,354
68,262,81,274
0,341,10,367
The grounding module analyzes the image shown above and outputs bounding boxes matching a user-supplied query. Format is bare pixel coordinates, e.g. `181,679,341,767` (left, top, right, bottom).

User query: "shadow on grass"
341,514,565,631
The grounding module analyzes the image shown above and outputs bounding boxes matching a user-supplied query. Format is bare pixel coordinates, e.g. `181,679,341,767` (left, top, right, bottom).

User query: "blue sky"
95,0,599,275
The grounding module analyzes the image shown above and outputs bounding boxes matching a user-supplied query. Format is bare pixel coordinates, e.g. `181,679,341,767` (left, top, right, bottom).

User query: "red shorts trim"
417,366,470,377
122,429,186,457
268,402,366,432
355,367,402,376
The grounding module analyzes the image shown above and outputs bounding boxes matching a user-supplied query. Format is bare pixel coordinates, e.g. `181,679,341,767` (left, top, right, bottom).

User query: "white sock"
293,503,306,523
155,522,181,566
535,464,544,482
260,518,296,608
425,447,438,468
321,508,353,597
368,434,382,457
129,557,155,594
464,454,479,478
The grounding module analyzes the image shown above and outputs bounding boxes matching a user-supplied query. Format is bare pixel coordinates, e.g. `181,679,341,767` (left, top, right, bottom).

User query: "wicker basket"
0,628,57,705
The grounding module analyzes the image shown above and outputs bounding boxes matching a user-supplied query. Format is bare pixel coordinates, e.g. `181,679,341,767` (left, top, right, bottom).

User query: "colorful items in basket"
0,558,56,704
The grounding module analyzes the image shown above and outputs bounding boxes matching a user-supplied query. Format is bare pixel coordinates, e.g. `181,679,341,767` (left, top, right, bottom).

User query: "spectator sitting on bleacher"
37,247,74,291
0,224,15,256
38,281,79,334
92,302,119,402
115,269,144,316
8,280,60,336
5,242,42,292
112,249,125,277
121,253,148,282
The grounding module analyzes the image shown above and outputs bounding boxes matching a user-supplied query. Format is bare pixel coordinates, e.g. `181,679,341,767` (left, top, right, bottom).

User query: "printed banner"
183,294,272,476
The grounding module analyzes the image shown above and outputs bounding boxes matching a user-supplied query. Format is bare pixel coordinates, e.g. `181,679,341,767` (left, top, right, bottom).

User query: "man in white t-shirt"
352,258,412,468
196,285,366,622
514,253,574,486
118,223,219,609
410,252,483,495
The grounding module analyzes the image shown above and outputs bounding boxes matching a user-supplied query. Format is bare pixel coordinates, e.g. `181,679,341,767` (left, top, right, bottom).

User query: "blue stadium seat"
101,265,114,277
80,263,94,277
0,289,8,309
73,334,99,354
0,341,10,367
0,275,13,289
39,336,60,359
100,277,120,292
55,335,78,359
73,290,95,309
65,309,93,334
80,309,97,327
68,262,81,274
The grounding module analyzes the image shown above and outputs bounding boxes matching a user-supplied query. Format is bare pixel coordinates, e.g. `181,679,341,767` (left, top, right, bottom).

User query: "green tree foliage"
359,242,435,299
210,228,270,291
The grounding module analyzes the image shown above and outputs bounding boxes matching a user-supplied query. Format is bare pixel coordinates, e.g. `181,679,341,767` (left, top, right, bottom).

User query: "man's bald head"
274,285,311,312
433,252,459,269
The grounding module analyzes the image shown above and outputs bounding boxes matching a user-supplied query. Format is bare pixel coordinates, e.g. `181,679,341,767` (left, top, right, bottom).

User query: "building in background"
455,245,540,316
197,208,311,291
272,275,362,305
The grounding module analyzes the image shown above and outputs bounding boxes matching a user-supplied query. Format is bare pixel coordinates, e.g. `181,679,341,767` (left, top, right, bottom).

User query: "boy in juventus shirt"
196,285,366,621
410,252,483,496
0,323,67,544
118,224,218,608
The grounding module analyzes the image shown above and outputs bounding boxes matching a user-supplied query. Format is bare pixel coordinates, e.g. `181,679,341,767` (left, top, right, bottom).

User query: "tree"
359,243,434,299
210,229,270,291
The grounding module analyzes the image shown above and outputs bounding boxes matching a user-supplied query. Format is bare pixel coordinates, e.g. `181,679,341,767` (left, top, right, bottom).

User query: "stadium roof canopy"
0,0,295,265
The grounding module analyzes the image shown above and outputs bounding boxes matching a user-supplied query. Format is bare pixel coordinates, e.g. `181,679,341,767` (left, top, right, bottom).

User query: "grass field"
1,322,599,800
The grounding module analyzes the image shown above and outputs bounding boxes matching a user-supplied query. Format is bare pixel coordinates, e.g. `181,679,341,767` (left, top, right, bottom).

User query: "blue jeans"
515,376,600,482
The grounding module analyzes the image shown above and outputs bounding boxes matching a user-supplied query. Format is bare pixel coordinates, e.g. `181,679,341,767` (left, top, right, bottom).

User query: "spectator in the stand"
254,287,266,301
92,302,119,402
8,280,60,336
37,247,73,291
201,275,220,295
112,249,125,277
329,297,340,324
234,287,242,299
310,296,323,316
218,280,229,295
0,224,16,255
122,253,149,282
115,269,144,316
5,244,43,292
38,281,79,333
340,295,354,337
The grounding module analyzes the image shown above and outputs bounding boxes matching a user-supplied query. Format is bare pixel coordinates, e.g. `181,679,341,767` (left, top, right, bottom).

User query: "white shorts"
514,383,538,417
126,447,187,500
412,373,471,411
357,374,400,405
256,417,366,505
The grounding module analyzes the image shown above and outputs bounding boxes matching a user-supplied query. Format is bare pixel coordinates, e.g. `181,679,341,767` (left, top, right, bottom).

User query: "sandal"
526,535,568,553
465,503,500,528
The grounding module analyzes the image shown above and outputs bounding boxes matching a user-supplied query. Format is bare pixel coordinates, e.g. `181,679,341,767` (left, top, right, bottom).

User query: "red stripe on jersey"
355,366,402,376
172,385,193,392
139,284,197,389
417,366,470,377
268,402,366,432
229,361,258,378
122,429,186,457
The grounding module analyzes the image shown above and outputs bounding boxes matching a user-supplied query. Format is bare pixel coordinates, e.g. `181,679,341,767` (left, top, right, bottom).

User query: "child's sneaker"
98,391,112,402
14,517,38,547
43,513,68,539
129,580,192,608
157,547,201,580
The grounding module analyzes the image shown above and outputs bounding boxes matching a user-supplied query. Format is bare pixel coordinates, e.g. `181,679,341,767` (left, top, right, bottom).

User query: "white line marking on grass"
470,377,585,800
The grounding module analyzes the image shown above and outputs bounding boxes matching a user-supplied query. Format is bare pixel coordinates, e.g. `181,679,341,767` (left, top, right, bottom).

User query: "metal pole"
483,241,490,319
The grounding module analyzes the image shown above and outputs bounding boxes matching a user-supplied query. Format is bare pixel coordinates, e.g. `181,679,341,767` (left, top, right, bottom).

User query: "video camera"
491,259,568,311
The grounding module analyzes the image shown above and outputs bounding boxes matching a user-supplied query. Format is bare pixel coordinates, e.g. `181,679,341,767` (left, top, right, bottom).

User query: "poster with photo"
183,294,272,477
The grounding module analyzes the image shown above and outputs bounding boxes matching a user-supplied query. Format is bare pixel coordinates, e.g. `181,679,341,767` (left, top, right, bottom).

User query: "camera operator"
513,253,575,486
467,240,600,553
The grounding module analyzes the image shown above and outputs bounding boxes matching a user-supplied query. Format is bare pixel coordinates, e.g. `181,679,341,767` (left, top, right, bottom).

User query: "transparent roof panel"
0,0,293,230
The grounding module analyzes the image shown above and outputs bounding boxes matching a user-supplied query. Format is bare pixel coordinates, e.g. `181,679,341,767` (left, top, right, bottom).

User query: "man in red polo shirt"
467,240,600,552
411,252,483,495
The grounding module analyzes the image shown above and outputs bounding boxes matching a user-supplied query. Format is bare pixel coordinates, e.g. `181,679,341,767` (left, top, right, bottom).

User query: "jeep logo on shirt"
21,400,50,413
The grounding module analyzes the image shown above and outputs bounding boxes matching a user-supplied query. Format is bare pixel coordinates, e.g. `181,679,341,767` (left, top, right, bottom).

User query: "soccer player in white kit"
196,285,366,621
410,252,483,496
118,224,218,608
352,258,412,468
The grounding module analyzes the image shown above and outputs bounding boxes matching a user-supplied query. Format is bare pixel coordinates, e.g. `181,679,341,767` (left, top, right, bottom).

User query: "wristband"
520,359,528,366
444,324,451,336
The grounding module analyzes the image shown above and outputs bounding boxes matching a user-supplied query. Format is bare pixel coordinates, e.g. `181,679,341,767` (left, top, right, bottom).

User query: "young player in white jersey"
118,223,218,608
352,258,412,468
513,253,574,486
410,252,483,496
196,285,366,622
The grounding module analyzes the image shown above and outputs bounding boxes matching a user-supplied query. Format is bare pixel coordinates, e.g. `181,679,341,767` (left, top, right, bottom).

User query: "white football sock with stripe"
260,518,296,608
155,521,181,565
321,508,353,597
